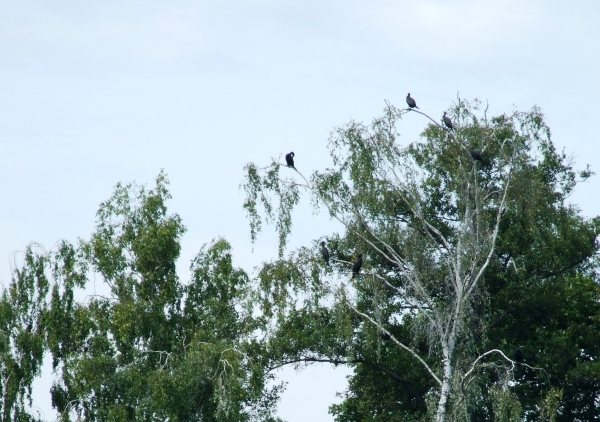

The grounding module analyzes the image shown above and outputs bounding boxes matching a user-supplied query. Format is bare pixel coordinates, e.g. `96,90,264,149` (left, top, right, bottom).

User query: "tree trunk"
435,355,453,422
2,374,10,422
436,314,459,422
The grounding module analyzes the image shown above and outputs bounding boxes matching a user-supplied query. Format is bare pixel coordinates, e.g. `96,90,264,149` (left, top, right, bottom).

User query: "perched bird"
352,254,363,279
285,152,295,169
380,332,391,341
514,346,523,366
320,241,330,266
406,93,418,109
468,148,486,164
442,112,453,130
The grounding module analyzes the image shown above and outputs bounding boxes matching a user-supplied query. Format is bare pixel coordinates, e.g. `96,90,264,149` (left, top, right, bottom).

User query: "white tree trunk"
2,374,10,422
435,355,453,422
435,301,461,422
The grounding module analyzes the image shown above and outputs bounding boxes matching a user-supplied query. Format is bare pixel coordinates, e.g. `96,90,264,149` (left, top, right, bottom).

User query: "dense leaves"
0,245,48,421
2,99,600,421
242,100,600,421
2,172,282,422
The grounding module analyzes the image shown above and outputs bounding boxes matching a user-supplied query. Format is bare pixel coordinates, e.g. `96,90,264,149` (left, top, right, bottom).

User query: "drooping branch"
461,348,547,393
346,301,442,386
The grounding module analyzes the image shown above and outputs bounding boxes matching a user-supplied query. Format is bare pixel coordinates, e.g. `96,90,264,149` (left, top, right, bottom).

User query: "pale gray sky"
1,1,599,420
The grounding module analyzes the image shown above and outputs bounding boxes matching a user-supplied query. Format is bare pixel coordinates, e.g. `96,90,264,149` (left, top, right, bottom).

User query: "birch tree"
42,173,283,422
0,245,48,422
242,99,589,420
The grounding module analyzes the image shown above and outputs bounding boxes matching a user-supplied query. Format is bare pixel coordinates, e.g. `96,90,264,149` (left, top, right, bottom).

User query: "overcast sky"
1,1,599,420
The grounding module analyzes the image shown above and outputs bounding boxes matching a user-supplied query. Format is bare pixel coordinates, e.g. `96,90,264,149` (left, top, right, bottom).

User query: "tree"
15,172,284,421
0,244,48,422
242,99,600,420
327,111,600,421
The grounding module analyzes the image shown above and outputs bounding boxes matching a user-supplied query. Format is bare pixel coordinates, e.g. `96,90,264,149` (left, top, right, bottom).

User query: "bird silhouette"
320,241,330,266
285,152,295,169
352,254,363,279
406,93,418,109
468,149,487,165
514,346,523,366
442,112,453,130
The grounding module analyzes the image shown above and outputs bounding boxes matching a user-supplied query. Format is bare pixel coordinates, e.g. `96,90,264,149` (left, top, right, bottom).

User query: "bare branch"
346,301,442,386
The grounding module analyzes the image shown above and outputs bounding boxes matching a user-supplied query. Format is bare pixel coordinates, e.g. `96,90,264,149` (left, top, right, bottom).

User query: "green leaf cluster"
2,171,283,422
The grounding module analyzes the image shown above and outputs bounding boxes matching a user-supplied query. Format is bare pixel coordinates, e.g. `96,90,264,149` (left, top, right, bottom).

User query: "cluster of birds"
284,153,363,279
283,95,520,360
319,241,362,279
406,93,452,128
406,93,486,164
281,94,488,283
285,95,486,184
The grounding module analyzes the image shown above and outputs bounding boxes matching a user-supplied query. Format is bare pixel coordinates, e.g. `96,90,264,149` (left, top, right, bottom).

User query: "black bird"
468,148,485,163
380,332,391,341
442,112,453,130
320,241,330,266
285,152,295,169
352,254,363,279
406,93,418,109
514,346,523,366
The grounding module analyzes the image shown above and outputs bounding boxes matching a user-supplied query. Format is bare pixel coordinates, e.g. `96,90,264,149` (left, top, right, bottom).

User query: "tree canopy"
242,99,600,421
2,173,282,422
1,99,599,422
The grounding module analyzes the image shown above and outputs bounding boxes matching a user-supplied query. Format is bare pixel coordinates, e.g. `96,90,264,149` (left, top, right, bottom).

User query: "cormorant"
380,332,391,341
285,152,295,169
352,254,363,279
468,148,485,163
514,346,523,366
442,112,453,130
406,93,418,109
320,241,330,266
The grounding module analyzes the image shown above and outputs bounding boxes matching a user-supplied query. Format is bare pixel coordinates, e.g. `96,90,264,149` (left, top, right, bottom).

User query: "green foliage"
539,387,563,422
242,100,600,421
0,245,49,421
3,97,599,422
243,163,300,257
488,386,522,422
3,171,282,421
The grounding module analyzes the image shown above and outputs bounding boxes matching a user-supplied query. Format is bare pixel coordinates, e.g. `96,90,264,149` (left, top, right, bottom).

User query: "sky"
1,1,600,420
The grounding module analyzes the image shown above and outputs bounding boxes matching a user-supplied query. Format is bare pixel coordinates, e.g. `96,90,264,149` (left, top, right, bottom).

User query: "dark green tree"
242,100,600,421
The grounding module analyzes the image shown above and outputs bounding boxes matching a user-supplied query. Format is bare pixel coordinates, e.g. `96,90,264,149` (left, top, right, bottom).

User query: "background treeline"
1,100,599,421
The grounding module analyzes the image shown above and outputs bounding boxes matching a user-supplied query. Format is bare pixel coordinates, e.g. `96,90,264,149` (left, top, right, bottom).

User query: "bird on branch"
320,241,330,266
285,152,295,169
468,148,488,165
514,346,523,366
352,254,363,279
442,112,453,130
406,93,418,109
